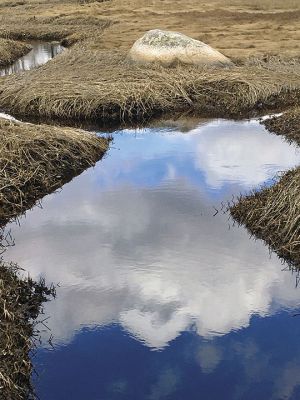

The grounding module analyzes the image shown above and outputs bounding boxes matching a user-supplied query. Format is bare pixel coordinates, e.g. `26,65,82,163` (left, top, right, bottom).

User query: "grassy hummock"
0,3,111,47
263,108,300,146
0,259,55,399
230,167,300,268
0,38,31,67
0,118,109,225
230,108,300,268
0,48,299,124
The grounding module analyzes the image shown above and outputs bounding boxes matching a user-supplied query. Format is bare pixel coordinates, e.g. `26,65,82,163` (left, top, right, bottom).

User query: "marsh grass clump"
230,168,300,268
0,38,31,67
0,48,299,124
0,118,109,225
263,108,300,146
0,13,111,45
0,259,55,399
229,58,300,269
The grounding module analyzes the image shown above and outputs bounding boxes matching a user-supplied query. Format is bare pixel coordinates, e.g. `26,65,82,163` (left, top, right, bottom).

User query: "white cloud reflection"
162,118,300,188
3,119,300,350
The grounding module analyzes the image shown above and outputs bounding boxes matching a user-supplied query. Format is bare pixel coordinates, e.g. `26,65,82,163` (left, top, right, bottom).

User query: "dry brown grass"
230,168,300,268
231,93,300,268
0,0,299,58
0,1,112,46
0,47,299,124
0,38,31,67
0,118,109,225
232,0,300,10
263,108,300,146
0,260,55,400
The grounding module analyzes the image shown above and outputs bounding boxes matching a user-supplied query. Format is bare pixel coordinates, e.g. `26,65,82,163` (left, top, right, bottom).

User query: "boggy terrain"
0,0,299,58
1,49,300,124
0,0,300,398
0,0,300,124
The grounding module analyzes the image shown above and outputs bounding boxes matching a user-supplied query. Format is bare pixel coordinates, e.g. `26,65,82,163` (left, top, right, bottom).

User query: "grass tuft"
0,38,31,67
230,168,300,268
0,260,55,400
0,118,109,225
263,108,300,146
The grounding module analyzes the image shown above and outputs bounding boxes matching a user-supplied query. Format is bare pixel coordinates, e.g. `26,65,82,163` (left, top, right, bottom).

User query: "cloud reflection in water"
4,118,300,350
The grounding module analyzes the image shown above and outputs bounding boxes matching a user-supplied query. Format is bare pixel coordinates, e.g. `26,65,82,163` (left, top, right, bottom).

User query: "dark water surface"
4,118,300,399
0,41,64,76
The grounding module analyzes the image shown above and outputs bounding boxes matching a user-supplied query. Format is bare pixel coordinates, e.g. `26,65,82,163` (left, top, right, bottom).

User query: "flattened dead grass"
0,118,109,225
233,0,300,10
0,0,299,59
0,38,31,67
0,48,299,124
0,5,112,46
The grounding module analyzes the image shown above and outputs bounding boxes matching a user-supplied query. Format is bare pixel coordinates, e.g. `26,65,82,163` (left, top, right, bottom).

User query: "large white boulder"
128,29,233,67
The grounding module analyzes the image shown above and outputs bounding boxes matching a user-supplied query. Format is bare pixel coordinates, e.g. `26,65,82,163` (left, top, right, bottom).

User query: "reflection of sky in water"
0,41,64,76
4,119,300,399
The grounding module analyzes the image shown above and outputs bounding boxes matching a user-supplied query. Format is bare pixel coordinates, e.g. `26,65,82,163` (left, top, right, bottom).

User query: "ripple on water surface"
4,118,300,400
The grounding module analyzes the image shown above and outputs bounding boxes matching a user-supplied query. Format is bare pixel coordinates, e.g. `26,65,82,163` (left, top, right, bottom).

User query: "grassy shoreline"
0,118,109,398
263,108,300,145
0,38,31,67
230,111,300,269
0,259,55,399
0,48,299,124
230,167,300,269
0,118,109,226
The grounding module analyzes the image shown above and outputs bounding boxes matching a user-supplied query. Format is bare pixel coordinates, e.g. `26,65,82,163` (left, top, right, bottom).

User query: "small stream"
2,43,300,400
0,41,64,77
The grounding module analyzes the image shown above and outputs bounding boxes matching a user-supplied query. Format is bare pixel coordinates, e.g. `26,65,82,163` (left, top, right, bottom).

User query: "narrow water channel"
0,41,64,77
3,118,300,400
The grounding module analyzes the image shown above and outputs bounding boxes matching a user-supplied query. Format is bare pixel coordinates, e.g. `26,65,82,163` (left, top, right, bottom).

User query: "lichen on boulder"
128,29,233,67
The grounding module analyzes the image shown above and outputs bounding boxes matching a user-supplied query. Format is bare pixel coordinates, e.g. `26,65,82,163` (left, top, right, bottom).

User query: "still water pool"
4,118,300,400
